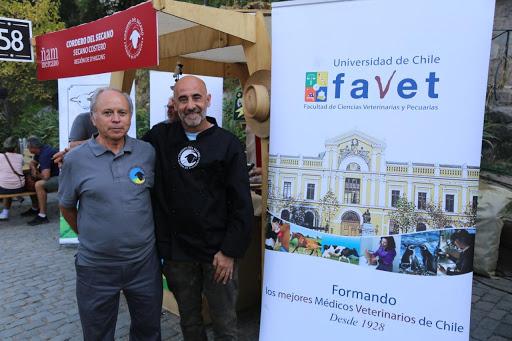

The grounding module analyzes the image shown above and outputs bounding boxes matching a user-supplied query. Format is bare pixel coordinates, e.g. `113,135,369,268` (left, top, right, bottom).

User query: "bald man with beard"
143,76,253,341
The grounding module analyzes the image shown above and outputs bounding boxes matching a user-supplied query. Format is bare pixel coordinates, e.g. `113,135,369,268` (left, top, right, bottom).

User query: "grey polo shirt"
58,136,156,266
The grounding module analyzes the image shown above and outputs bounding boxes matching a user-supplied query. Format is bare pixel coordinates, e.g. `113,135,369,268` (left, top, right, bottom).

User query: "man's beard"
179,109,205,127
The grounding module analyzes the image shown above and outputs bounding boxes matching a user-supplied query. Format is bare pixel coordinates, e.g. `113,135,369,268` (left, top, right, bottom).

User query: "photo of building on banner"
261,0,494,340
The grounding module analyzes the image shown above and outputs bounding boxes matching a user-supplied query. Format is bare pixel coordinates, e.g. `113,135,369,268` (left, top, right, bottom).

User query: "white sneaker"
0,211,8,220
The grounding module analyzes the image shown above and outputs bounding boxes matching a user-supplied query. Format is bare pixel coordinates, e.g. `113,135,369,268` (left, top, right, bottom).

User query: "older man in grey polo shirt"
58,88,162,341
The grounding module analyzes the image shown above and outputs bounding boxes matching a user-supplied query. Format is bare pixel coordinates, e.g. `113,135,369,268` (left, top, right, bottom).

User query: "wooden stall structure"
34,0,271,316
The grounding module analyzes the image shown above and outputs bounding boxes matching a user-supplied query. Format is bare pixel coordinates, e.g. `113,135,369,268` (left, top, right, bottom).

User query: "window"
283,181,292,198
268,179,273,194
472,196,478,210
391,190,400,208
445,194,455,212
417,192,427,210
344,178,360,204
306,183,315,200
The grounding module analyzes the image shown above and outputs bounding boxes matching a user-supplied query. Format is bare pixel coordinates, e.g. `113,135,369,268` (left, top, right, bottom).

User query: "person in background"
164,96,179,124
0,136,25,221
22,136,60,225
69,112,98,148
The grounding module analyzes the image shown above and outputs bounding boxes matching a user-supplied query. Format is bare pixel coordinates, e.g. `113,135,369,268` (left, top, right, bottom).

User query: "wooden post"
110,69,136,93
241,12,271,273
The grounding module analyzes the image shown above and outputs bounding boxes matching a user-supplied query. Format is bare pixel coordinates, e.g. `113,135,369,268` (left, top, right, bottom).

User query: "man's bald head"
173,76,208,98
172,76,211,132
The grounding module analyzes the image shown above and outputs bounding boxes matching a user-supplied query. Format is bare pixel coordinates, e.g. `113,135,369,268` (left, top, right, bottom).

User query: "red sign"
36,1,157,80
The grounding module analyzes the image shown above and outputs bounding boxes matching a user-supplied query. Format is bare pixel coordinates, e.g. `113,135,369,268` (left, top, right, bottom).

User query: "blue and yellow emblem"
129,167,145,185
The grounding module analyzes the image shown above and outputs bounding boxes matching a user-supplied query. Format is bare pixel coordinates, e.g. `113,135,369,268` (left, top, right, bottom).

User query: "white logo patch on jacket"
178,146,201,169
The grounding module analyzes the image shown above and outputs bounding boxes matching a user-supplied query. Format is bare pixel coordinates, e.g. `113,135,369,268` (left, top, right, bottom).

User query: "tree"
0,0,65,142
389,196,419,234
222,78,246,146
424,202,451,229
10,106,59,147
134,69,150,138
319,190,340,231
458,203,477,228
60,0,146,28
59,0,282,27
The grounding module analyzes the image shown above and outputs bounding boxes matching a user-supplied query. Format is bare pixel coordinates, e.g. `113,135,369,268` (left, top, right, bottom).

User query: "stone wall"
489,0,512,108
481,0,512,175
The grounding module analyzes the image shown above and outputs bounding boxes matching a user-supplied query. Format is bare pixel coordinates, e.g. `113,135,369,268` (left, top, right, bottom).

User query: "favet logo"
305,72,328,102
123,17,144,60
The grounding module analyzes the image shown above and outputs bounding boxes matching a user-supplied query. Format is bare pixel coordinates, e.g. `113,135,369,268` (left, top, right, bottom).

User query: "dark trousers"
75,250,163,341
163,260,239,341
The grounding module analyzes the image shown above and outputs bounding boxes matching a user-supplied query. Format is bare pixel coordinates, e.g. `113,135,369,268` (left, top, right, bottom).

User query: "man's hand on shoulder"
212,251,234,285
52,147,70,167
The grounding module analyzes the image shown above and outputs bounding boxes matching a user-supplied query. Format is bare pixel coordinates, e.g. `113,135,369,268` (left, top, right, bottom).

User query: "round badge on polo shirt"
129,166,146,184
178,146,201,169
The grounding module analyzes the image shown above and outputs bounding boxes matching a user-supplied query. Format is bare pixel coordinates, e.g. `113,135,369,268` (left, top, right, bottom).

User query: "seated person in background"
69,112,98,148
22,136,60,225
0,136,25,221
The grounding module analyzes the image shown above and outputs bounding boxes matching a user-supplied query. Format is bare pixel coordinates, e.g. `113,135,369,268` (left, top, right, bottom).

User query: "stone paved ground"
470,276,512,341
0,194,510,340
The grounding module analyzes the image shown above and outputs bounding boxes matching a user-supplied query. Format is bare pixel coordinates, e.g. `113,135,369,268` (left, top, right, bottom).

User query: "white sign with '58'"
0,17,33,62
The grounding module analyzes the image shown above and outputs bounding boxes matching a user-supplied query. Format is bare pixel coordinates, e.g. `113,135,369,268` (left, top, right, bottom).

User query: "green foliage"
9,104,59,147
222,78,246,146
59,0,147,28
135,70,150,138
59,0,281,26
136,108,150,138
481,109,512,175
177,0,281,8
0,0,64,139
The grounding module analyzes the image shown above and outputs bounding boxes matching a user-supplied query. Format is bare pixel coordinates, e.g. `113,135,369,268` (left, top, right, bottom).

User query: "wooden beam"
151,56,248,80
226,62,249,81
152,0,164,10
155,0,256,43
159,26,233,59
109,69,136,93
237,65,250,88
242,12,271,74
